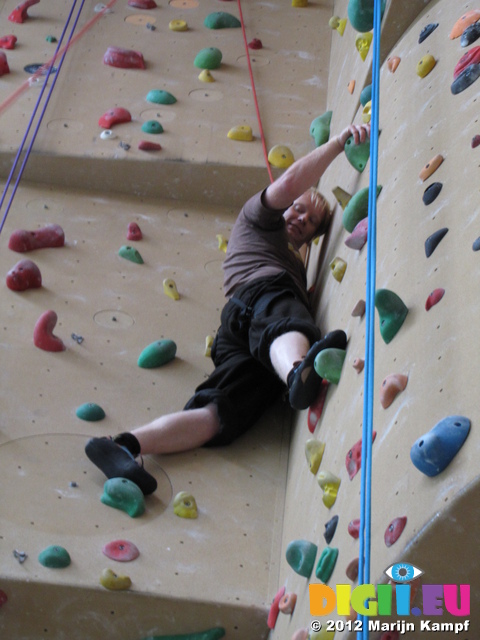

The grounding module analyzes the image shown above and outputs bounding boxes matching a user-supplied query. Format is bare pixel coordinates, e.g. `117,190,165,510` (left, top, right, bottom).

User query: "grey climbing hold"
461,22,480,47
418,23,438,43
425,228,448,258
451,63,480,95
422,182,442,205
473,237,480,251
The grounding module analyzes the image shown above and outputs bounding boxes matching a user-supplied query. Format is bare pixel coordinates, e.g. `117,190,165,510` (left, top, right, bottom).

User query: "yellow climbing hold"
329,257,347,282
205,335,214,357
332,186,352,210
292,0,308,6
268,144,294,168
198,69,215,82
227,125,253,141
329,15,347,35
416,54,436,78
100,568,132,591
317,470,341,509
169,19,188,31
216,234,228,252
163,278,180,300
362,100,371,123
305,439,325,475
355,32,372,61
173,491,198,518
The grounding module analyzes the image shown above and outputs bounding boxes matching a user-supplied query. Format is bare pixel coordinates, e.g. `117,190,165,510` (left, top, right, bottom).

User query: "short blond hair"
307,187,332,238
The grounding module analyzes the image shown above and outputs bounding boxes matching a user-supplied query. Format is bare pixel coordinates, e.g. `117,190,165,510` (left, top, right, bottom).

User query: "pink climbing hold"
248,38,263,49
472,135,480,148
33,310,66,352
8,223,64,252
103,46,146,70
345,218,368,250
0,52,10,76
278,592,297,615
0,35,17,49
267,585,286,629
353,357,364,373
6,259,42,291
127,222,142,241
8,0,40,23
346,432,376,480
348,518,360,539
453,46,480,79
379,373,408,409
128,0,157,7
307,379,329,433
98,107,132,128
138,140,162,151
425,287,445,311
102,539,140,562
384,516,407,547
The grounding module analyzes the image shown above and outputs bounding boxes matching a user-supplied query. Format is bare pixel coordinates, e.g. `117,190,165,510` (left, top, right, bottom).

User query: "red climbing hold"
346,557,359,581
8,0,40,23
347,518,360,539
425,288,445,311
127,222,142,241
33,310,66,352
0,35,17,49
98,107,132,128
102,539,140,562
0,52,10,76
472,134,480,148
6,259,42,291
248,38,263,49
307,379,329,433
8,223,64,252
128,0,157,7
267,586,286,629
384,516,407,547
138,140,162,151
453,46,480,79
346,432,376,480
103,46,146,70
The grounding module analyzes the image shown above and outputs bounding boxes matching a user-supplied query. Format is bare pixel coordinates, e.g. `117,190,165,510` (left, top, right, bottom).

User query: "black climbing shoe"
288,330,347,410
85,437,158,495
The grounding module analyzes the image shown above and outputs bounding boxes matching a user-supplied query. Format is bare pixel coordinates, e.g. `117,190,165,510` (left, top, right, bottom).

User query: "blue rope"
0,0,86,235
357,1,382,638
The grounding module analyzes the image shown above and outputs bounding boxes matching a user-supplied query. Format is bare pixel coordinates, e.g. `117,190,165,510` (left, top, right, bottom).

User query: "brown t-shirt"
222,190,308,304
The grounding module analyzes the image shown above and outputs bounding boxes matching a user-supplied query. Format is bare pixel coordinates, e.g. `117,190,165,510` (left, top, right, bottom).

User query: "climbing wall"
271,0,480,638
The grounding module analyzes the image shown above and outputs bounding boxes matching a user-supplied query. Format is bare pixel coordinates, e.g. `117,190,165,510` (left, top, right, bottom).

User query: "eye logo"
385,562,423,583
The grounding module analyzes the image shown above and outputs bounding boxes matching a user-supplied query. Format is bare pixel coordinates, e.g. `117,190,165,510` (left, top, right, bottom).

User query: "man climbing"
85,123,370,495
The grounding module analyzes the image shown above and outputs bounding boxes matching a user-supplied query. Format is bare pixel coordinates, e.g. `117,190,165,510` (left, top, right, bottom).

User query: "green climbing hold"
310,111,332,147
344,135,371,172
360,84,372,107
46,35,57,43
375,289,408,344
38,545,71,569
286,539,317,578
141,120,164,134
76,402,106,422
347,0,386,32
138,339,177,369
194,47,223,70
101,478,145,518
342,185,382,232
314,348,346,385
146,90,177,105
142,629,225,640
119,245,144,264
204,12,241,29
315,546,338,583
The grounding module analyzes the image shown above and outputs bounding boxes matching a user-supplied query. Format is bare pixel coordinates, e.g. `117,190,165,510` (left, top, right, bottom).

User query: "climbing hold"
355,32,372,61
342,185,382,232
268,145,294,168
33,310,66,352
279,592,297,615
169,18,188,31
453,47,480,79
127,222,142,241
329,257,347,282
198,69,215,82
344,135,373,173
103,46,146,69
8,0,39,23
216,234,228,252
205,335,214,357
100,568,132,590
173,491,198,519
100,129,116,140
146,89,177,105
98,107,132,128
362,100,371,123
101,478,145,517
384,516,407,547
119,245,144,264
307,380,329,433
139,140,161,151
286,540,317,578
419,154,444,182
248,38,262,49
267,586,286,629
332,186,352,210
419,23,438,43
309,111,332,147
8,223,64,252
387,56,400,73
323,515,338,544
353,358,364,373
163,278,180,300
451,63,480,95
140,629,225,640
425,228,448,257
375,289,408,344
347,0,385,32
292,0,308,6
329,15,347,35
305,439,325,475
422,181,442,205
348,518,360,539
46,35,57,43
204,12,241,28
315,547,338,583
425,288,445,311
380,374,408,409
346,557,359,581
461,22,480,47
410,415,471,477
317,471,341,508
346,432,376,480
360,84,372,106
348,79,356,94
138,339,177,368
472,134,480,148
76,402,106,421
345,218,368,250
416,54,436,78
38,545,71,568
141,120,163,134
128,0,157,8
0,35,17,49
314,348,346,385
227,125,253,141
103,540,140,562
449,9,480,39
473,237,480,251
194,47,222,70
0,589,7,608
6,259,42,291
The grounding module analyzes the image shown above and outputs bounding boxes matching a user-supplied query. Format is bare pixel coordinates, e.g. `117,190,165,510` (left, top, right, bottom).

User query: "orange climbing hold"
449,9,480,39
387,56,400,72
380,373,408,409
279,592,297,615
8,0,40,23
419,154,444,181
347,79,355,94
33,310,66,352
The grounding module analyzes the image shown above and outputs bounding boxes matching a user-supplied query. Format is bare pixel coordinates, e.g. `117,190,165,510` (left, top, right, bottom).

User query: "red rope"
237,0,274,184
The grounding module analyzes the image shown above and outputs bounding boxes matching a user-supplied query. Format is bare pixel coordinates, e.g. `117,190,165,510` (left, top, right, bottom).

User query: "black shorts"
184,272,322,445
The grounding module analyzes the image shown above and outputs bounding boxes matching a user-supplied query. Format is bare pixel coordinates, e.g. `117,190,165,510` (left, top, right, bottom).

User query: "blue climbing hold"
425,228,448,258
